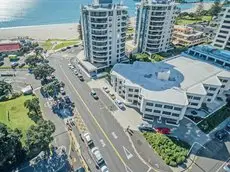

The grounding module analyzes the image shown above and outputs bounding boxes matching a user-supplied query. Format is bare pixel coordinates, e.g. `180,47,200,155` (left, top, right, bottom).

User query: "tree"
25,120,55,157
209,0,221,17
32,64,55,80
78,19,83,40
195,0,204,19
25,55,43,67
0,123,24,171
0,80,13,101
227,96,230,108
24,97,41,115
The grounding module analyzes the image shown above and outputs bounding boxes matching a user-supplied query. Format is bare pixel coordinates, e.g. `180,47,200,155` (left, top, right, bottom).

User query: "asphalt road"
49,52,150,172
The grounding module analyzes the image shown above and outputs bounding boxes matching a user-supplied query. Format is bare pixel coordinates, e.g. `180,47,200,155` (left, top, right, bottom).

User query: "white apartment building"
111,51,230,125
134,0,178,54
212,4,230,50
80,0,128,76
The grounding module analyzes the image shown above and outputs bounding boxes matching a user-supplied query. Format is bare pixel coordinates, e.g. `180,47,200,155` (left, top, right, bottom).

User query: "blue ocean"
0,0,215,28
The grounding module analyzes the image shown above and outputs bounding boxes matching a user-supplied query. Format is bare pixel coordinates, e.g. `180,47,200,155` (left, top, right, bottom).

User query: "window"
128,94,133,97
204,86,208,90
145,108,152,112
128,99,132,102
119,86,121,89
164,105,173,109
193,97,201,101
120,81,122,84
207,93,214,96
209,87,217,91
216,39,225,43
207,98,211,102
155,104,162,108
129,89,133,92
153,110,161,113
221,85,225,88
135,89,139,92
187,95,193,99
190,102,198,106
217,35,227,39
220,30,228,34
221,79,228,83
134,95,138,98
174,107,182,111
162,111,171,115
172,113,180,117
146,102,153,106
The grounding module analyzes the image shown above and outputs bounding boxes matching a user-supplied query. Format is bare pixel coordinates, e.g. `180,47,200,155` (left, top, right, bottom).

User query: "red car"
155,127,171,134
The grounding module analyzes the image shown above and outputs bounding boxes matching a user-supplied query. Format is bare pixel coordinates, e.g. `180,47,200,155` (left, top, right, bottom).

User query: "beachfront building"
173,25,206,46
134,0,178,54
80,0,128,76
0,41,21,55
212,4,230,50
111,46,230,125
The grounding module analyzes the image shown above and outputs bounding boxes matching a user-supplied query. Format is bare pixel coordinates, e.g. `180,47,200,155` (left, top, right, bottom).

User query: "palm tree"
0,80,13,100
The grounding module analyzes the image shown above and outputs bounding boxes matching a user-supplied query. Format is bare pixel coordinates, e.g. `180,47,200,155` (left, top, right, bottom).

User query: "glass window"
145,108,152,112
129,88,133,92
146,102,153,106
209,87,217,91
174,107,182,111
207,93,214,96
155,104,162,108
162,111,171,115
153,110,161,113
164,105,173,109
193,97,201,101
172,113,180,117
128,94,133,97
190,102,198,106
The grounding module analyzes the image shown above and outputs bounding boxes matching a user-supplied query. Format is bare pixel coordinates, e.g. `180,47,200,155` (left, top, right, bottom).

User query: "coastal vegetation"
143,132,189,167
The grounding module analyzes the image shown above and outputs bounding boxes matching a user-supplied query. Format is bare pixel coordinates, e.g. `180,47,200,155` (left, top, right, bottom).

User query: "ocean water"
0,0,213,28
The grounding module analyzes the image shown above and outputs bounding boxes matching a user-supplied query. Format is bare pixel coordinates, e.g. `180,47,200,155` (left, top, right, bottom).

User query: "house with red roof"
0,42,21,54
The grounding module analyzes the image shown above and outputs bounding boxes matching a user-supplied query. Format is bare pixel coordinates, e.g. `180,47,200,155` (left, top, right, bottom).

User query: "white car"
115,99,124,109
101,165,109,172
103,86,110,93
91,147,104,165
83,132,93,146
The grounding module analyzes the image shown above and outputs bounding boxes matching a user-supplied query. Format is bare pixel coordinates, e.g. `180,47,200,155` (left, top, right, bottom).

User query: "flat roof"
111,55,230,105
0,43,20,53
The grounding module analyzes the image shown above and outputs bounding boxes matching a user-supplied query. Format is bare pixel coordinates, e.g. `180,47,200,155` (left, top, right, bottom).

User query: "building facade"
212,4,230,50
80,0,128,75
134,0,178,54
173,25,206,46
111,48,230,125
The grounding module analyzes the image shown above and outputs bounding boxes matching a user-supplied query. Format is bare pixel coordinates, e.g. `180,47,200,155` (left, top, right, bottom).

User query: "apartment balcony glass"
149,22,164,26
92,41,107,46
151,12,166,16
91,18,107,23
148,35,161,40
150,17,165,21
92,36,107,41
148,31,162,35
93,52,108,56
91,30,107,35
92,46,108,51
147,40,160,45
91,24,107,29
90,11,107,17
147,44,160,48
121,33,126,37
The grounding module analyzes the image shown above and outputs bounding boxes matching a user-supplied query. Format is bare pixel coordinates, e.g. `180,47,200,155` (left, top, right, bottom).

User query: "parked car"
91,90,99,100
74,70,78,75
91,147,104,166
64,96,71,104
138,122,154,132
66,46,71,49
11,62,19,68
19,63,25,68
115,99,124,109
215,130,228,142
75,167,85,172
60,87,66,95
109,93,116,100
155,127,171,134
79,75,84,81
0,61,4,66
73,44,79,47
103,86,110,93
224,163,230,172
100,165,109,172
82,132,94,147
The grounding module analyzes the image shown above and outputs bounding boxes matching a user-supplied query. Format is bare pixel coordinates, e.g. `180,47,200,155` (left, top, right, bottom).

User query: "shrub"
169,161,177,167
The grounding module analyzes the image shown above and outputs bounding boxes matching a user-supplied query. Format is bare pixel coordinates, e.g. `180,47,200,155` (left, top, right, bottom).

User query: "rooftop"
111,55,230,105
190,45,230,63
0,42,21,53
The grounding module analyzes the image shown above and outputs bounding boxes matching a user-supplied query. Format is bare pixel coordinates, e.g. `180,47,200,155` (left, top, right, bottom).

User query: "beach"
182,2,213,13
0,23,79,41
0,2,213,41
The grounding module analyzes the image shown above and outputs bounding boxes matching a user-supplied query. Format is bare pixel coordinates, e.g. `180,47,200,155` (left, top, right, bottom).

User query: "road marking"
100,139,106,147
112,132,118,139
123,146,133,160
125,165,133,172
147,167,152,172
60,66,128,167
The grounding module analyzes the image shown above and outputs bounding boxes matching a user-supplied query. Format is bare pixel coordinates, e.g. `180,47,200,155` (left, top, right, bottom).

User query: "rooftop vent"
157,69,170,81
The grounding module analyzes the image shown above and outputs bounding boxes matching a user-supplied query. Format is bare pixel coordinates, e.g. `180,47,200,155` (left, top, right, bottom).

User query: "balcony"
92,41,107,46
91,30,107,35
91,18,107,23
147,44,160,48
92,36,108,42
90,12,107,17
91,24,107,30
92,47,108,52
93,52,108,57
147,40,160,45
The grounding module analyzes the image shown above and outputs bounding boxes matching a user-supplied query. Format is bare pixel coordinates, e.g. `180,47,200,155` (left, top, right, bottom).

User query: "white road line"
100,139,106,147
123,146,133,160
112,132,118,139
147,167,152,172
125,165,133,172
216,157,230,172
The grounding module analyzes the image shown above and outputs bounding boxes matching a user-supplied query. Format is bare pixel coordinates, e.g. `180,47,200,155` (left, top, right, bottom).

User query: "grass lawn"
197,106,230,133
0,95,35,144
53,41,80,50
40,40,53,50
176,15,212,25
143,132,189,166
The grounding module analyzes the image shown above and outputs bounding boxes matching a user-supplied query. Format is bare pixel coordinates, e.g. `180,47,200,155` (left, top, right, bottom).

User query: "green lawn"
197,106,230,133
176,15,212,25
53,41,80,50
143,132,189,167
0,95,35,144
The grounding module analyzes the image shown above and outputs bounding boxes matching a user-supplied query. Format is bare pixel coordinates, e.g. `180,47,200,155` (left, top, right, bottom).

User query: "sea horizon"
0,0,216,28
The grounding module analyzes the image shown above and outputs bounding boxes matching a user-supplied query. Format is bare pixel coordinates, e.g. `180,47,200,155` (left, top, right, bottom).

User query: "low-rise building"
173,25,206,46
0,41,21,54
111,47,230,125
